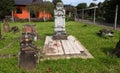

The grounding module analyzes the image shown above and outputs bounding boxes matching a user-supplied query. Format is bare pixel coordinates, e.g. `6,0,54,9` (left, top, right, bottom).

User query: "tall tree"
89,3,96,7
103,0,120,23
76,3,87,10
0,0,14,20
52,0,62,6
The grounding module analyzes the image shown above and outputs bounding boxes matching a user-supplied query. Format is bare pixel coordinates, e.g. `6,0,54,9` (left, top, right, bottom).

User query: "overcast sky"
47,0,105,6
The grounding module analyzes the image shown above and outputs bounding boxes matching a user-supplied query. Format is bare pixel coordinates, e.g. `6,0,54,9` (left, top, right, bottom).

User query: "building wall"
38,11,52,19
14,6,29,19
14,6,52,20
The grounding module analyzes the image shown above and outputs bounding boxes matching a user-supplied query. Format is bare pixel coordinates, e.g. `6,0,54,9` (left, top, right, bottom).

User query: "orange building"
14,0,52,21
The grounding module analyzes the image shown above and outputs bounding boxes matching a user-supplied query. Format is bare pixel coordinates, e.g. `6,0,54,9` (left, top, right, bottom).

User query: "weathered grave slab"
43,35,93,60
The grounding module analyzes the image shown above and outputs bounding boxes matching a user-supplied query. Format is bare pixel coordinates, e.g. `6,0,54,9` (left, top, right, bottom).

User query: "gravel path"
77,19,120,30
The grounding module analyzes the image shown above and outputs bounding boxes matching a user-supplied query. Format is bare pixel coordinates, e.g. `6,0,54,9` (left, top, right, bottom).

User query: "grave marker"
53,2,67,40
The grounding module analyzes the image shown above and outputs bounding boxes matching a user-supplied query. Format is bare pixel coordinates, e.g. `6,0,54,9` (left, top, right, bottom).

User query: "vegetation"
52,0,62,6
103,0,120,23
0,21,120,73
0,0,14,20
76,3,87,10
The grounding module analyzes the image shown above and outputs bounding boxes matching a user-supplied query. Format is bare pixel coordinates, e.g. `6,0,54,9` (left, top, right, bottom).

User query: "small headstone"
53,2,67,40
3,22,10,32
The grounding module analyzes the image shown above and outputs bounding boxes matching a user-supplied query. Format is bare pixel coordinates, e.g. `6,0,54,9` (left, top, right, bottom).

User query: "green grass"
0,21,120,73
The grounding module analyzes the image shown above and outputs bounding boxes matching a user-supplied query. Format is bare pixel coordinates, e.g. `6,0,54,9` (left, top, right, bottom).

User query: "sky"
47,0,105,6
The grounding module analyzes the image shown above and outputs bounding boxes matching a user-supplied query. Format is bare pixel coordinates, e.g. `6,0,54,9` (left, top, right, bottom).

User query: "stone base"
53,31,67,40
18,50,38,70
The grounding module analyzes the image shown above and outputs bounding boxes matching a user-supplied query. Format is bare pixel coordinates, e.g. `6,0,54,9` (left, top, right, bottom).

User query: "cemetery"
0,0,120,73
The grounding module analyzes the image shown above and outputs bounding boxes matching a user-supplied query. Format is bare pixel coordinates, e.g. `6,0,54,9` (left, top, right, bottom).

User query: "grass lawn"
0,21,120,73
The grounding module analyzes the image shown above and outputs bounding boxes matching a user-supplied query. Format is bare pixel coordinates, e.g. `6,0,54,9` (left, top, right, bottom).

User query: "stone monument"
53,2,67,40
18,24,39,70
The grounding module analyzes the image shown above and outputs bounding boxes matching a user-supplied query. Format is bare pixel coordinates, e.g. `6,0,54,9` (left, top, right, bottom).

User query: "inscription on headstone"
53,2,67,40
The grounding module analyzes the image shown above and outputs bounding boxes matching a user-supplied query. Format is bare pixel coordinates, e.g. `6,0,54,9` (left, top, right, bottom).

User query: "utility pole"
11,10,14,22
93,7,96,24
43,0,46,22
114,4,118,30
28,8,31,22
82,9,84,20
93,0,97,24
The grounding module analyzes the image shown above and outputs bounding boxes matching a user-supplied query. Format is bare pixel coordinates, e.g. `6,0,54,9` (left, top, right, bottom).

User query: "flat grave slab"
42,35,93,60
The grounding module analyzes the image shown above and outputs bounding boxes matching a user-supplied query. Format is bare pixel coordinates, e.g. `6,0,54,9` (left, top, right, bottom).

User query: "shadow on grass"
45,33,53,36
101,47,114,56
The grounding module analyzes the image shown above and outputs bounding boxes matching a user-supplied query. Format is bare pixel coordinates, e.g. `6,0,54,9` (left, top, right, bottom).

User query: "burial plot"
43,2,93,60
53,2,67,40
19,24,39,70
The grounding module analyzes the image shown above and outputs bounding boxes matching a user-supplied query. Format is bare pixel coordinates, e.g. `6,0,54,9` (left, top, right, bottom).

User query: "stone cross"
53,2,67,40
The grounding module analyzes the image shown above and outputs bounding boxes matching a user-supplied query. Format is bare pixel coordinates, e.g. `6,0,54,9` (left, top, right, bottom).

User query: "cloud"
47,0,105,6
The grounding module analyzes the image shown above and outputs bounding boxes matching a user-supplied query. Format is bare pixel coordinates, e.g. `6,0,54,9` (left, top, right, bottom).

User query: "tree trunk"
0,24,1,39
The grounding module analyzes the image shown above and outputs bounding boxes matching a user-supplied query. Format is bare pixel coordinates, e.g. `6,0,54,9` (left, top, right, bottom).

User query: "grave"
43,2,93,60
18,24,39,70
43,35,93,60
53,2,67,40
3,22,10,33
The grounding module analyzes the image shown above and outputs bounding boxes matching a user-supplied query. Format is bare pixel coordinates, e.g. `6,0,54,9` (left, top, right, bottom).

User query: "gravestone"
53,2,67,40
3,22,10,32
18,25,39,70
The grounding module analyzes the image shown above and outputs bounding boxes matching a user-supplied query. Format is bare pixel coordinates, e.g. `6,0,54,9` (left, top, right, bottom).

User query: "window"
16,8,22,14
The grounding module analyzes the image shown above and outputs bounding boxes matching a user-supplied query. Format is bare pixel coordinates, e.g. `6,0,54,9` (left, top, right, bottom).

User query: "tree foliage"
89,3,96,7
52,0,62,6
28,1,54,17
76,3,87,10
103,0,120,23
0,0,14,20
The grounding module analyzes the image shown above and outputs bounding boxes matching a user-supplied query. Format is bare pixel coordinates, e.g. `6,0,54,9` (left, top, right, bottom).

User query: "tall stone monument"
53,2,67,40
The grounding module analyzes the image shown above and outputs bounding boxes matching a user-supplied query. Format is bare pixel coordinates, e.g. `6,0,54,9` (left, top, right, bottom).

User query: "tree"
28,1,54,21
103,0,120,23
89,3,96,7
76,3,87,10
0,0,14,20
52,0,62,6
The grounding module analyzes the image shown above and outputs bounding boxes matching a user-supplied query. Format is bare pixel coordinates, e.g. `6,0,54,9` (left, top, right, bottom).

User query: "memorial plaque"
53,2,67,40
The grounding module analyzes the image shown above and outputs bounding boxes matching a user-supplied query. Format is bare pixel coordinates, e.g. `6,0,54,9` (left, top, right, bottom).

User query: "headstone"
3,22,10,33
53,2,67,40
18,25,39,70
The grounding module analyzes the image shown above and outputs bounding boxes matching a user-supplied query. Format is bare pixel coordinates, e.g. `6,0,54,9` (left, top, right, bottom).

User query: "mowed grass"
0,21,120,73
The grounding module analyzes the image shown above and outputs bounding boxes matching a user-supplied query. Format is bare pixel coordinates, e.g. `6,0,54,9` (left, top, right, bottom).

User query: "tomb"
43,2,93,60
